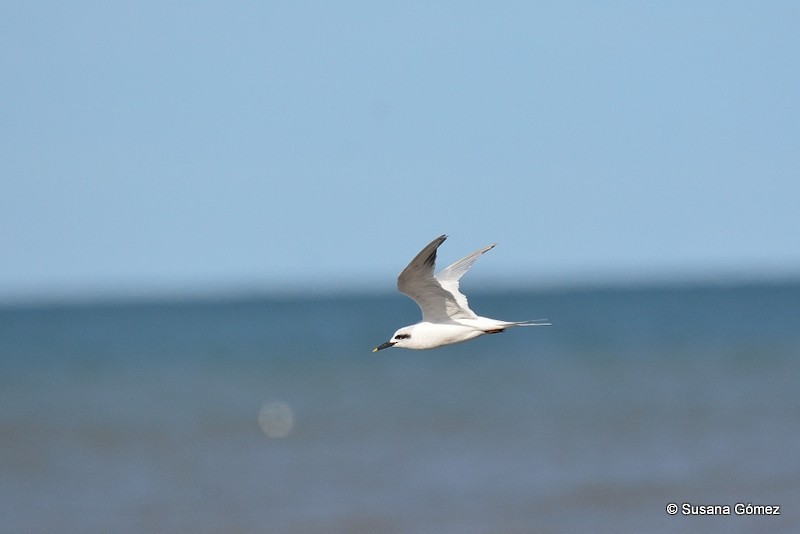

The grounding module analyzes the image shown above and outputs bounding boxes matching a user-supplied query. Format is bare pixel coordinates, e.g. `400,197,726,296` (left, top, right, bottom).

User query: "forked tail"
511,319,551,327
483,319,551,335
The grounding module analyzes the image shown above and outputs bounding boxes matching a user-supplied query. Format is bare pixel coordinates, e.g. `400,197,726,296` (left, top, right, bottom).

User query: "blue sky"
2,2,799,301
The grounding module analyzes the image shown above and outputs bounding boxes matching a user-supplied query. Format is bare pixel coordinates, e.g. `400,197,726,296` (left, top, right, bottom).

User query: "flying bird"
373,235,550,351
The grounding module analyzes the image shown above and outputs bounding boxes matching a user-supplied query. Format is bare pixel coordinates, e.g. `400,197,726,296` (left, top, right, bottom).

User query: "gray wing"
434,243,495,319
397,235,475,323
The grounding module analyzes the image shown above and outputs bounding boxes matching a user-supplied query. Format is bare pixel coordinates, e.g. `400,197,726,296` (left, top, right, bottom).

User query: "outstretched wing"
397,235,475,323
435,243,495,319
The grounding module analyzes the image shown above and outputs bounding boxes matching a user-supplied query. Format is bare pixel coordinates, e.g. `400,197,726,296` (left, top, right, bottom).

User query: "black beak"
372,341,395,352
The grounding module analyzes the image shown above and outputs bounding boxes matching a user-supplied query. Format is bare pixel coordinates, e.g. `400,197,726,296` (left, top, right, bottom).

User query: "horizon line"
2,271,799,309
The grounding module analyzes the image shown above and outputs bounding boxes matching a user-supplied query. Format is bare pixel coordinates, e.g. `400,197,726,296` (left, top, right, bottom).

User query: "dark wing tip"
424,234,447,267
428,235,446,260
397,234,449,285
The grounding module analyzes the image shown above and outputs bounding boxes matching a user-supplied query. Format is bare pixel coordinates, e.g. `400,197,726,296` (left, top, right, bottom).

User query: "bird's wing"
397,235,475,323
434,243,495,319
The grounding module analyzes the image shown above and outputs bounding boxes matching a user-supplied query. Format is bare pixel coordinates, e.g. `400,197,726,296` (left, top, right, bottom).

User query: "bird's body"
373,235,549,351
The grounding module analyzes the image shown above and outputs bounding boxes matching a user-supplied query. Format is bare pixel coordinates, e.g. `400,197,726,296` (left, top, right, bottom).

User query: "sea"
1,282,799,533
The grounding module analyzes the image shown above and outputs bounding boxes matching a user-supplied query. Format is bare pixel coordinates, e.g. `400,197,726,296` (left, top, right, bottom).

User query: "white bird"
373,235,550,351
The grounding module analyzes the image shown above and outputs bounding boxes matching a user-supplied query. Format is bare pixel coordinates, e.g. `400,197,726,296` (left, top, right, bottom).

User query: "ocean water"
1,283,799,533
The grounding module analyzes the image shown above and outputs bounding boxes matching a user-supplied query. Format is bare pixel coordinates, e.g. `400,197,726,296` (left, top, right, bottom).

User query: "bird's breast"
409,322,484,349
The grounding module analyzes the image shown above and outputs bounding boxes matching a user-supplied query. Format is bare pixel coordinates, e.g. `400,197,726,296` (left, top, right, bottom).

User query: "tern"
373,235,550,351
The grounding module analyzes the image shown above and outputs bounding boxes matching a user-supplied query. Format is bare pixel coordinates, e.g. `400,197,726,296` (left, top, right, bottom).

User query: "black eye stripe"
395,333,410,340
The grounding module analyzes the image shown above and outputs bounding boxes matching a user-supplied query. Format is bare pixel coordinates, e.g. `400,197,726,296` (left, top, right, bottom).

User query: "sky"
2,2,799,302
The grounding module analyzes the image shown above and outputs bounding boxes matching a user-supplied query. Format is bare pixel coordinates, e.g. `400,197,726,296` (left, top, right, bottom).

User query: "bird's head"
373,326,414,352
